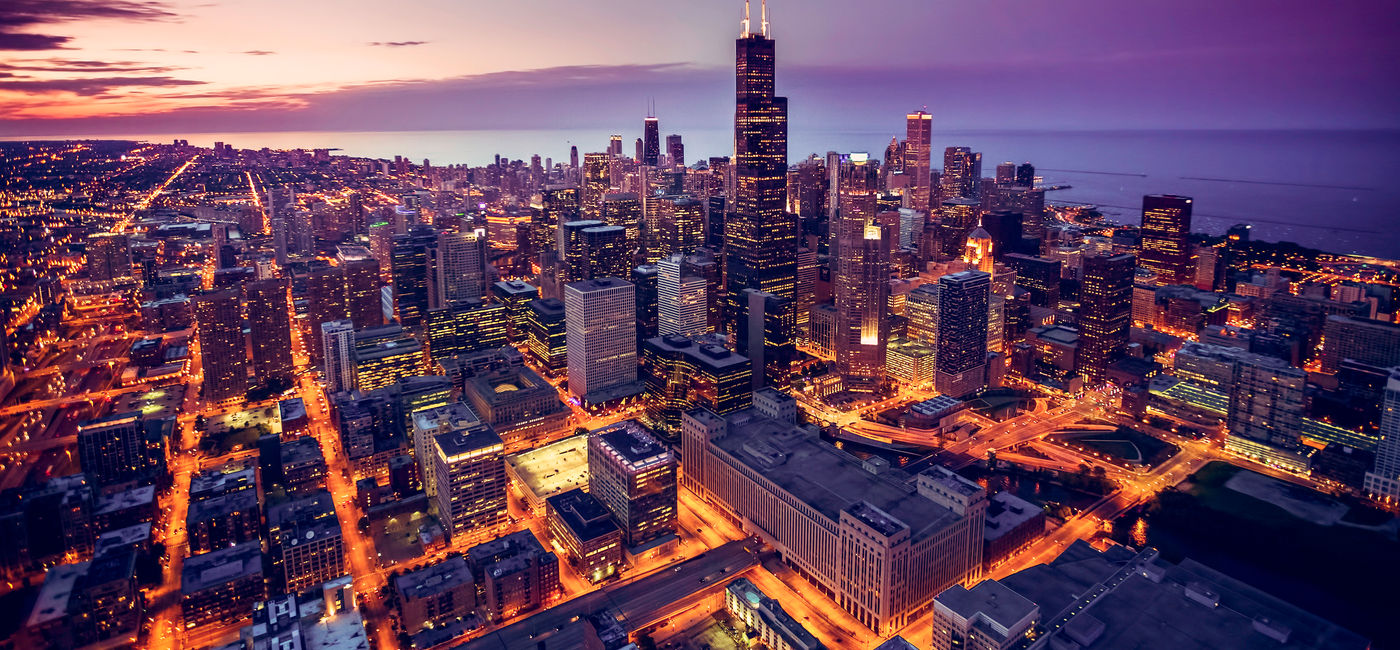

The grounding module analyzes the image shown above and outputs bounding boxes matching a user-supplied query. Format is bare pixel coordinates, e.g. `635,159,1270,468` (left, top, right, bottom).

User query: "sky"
0,0,1397,137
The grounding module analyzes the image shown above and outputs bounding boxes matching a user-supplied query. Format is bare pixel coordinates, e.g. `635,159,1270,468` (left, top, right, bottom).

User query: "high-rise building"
307,266,349,355
936,271,991,397
392,224,438,330
601,192,642,250
1363,367,1400,503
632,264,660,344
833,154,890,387
643,116,660,166
666,134,684,168
657,254,709,337
1005,253,1061,308
1139,194,1193,286
1079,253,1135,382
582,225,631,281
941,147,982,200
742,289,798,388
540,185,580,258
244,278,295,390
195,289,248,403
425,299,507,361
414,404,507,542
582,153,610,219
320,320,357,394
587,421,677,548
904,111,933,211
906,283,940,346
525,298,568,376
1015,162,1035,187
728,6,797,338
656,195,705,258
437,228,488,304
641,334,753,438
560,219,605,283
491,280,540,343
1319,315,1400,374
77,412,164,488
353,325,427,392
564,278,638,404
86,232,131,282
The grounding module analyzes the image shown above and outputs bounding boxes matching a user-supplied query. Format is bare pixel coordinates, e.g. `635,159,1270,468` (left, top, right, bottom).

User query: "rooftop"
984,492,1043,542
645,334,751,370
26,562,87,628
711,407,962,541
934,579,1038,642
181,541,263,594
592,420,673,471
506,433,590,502
546,488,621,543
394,556,473,601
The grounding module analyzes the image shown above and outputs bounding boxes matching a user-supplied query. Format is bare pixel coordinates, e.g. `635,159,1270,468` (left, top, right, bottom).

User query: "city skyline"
1,0,1398,136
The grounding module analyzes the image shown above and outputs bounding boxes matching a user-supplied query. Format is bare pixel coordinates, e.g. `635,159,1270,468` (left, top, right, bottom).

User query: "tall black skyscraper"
1079,253,1136,382
727,0,796,336
936,270,991,398
1139,194,1193,286
643,116,660,167
391,224,437,330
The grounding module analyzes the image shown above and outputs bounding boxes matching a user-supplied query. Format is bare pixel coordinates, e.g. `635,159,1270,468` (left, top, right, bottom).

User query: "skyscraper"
582,225,631,281
1078,253,1136,382
77,412,163,488
564,278,638,404
588,421,677,548
582,153,610,219
666,134,684,168
834,154,890,387
1139,194,1193,286
244,278,294,390
936,271,991,398
437,228,488,304
727,2,796,336
656,195,705,258
643,116,660,167
340,252,383,331
392,224,438,330
320,319,356,394
941,147,982,200
525,298,568,376
601,192,642,251
1363,367,1400,503
904,110,933,212
658,254,709,337
195,289,248,403
413,404,507,542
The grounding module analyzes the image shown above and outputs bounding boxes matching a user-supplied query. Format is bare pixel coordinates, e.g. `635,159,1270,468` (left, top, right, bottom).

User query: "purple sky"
0,0,1396,135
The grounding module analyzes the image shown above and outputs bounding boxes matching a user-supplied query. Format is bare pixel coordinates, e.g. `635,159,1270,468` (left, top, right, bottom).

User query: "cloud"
241,50,275,56
0,75,205,96
0,0,175,51
0,58,180,73
0,33,71,50
368,41,427,48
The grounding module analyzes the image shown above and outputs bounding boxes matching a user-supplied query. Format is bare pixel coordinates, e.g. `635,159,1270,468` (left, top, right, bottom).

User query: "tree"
573,427,589,437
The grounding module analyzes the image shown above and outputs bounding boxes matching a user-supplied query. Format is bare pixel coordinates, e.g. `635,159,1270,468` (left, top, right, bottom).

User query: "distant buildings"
1139,194,1193,286
1078,253,1135,383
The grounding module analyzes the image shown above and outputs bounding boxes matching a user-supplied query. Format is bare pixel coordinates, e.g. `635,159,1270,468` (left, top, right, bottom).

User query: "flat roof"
181,542,263,593
985,492,1043,542
592,420,672,471
935,579,1038,641
712,407,961,541
26,562,87,627
506,433,589,501
394,556,473,601
546,488,620,543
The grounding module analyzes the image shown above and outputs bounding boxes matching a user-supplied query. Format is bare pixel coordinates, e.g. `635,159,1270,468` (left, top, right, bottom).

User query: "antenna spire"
741,0,751,37
761,0,769,36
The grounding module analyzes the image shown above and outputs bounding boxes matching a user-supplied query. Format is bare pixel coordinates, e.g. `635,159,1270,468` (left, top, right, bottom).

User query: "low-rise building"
393,556,476,634
931,578,1038,650
724,577,825,650
466,530,560,622
546,488,623,584
181,541,265,628
982,492,1045,571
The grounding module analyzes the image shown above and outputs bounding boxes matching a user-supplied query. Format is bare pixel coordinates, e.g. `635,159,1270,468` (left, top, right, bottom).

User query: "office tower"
525,298,568,376
658,255,708,337
392,224,437,330
546,489,623,584
416,406,507,542
341,256,383,330
656,195,705,258
195,289,247,403
634,138,645,163
632,264,660,344
266,493,344,595
987,184,1047,243
994,161,1017,186
936,271,991,397
1228,350,1306,454
834,154,890,386
354,325,427,392
564,278,638,403
1015,162,1035,186
906,283,940,345
1079,253,1135,382
1364,368,1400,502
642,335,752,438
796,247,817,343
1139,194,1194,286
608,135,622,158
321,320,356,393
583,225,631,281
931,580,1038,650
560,219,605,283
1005,253,1061,308
728,5,797,337
77,412,162,488
666,134,684,168
466,530,560,621
643,116,660,166
601,192,642,250
588,421,677,548
582,153,610,219
905,110,933,211
1319,315,1400,374
682,406,986,635
981,209,1025,260
742,288,797,388
541,185,581,257
964,223,994,273
426,298,508,361
244,278,295,390
491,280,539,343
86,232,131,282
569,146,579,169
787,156,827,218
941,147,982,200
437,228,488,304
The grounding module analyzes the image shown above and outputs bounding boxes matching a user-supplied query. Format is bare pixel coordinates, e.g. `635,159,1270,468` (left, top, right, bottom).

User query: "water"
7,127,1397,257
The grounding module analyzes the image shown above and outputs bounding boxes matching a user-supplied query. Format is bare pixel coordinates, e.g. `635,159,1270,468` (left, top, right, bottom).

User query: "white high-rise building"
321,319,357,393
1364,367,1400,503
437,228,488,304
565,278,637,402
657,255,708,337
